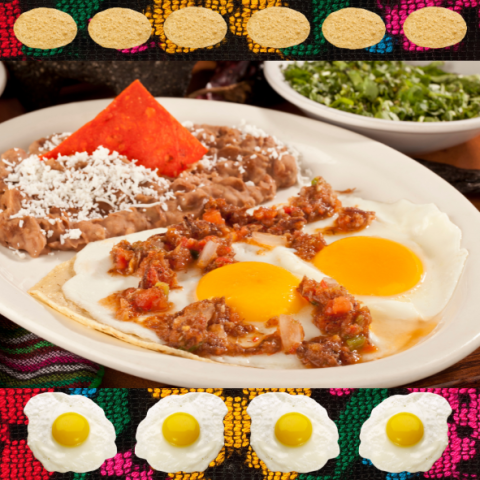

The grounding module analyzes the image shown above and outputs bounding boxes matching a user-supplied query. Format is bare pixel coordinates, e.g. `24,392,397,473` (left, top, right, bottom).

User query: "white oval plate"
1,98,480,387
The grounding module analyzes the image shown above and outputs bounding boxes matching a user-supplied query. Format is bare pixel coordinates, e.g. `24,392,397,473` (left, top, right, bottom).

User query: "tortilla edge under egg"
28,257,220,366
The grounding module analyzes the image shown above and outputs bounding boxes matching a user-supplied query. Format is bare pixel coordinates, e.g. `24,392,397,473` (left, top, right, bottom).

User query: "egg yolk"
51,412,90,447
386,412,424,447
274,412,313,447
314,236,423,296
196,262,304,323
162,413,200,447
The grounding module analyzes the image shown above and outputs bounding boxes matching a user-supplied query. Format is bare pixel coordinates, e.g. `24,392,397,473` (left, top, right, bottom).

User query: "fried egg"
359,392,451,472
135,392,227,473
24,392,117,473
62,193,467,368
307,195,467,319
305,195,468,360
247,392,339,472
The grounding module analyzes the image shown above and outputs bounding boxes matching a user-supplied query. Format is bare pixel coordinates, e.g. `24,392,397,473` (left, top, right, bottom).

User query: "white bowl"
0,62,6,98
264,61,480,154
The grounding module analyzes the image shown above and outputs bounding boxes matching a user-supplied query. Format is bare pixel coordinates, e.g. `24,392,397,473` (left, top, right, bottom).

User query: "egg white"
247,392,339,473
24,392,117,473
306,195,468,320
135,392,227,473
63,228,168,343
359,392,451,473
62,195,467,368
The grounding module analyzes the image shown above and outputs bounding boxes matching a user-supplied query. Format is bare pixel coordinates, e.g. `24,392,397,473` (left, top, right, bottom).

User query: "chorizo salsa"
101,176,376,368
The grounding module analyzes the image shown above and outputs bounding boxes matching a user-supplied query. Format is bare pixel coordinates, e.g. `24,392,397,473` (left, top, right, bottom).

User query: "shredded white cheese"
38,133,71,153
197,153,225,171
4,147,171,222
59,228,83,245
183,121,292,175
9,247,26,259
236,120,269,138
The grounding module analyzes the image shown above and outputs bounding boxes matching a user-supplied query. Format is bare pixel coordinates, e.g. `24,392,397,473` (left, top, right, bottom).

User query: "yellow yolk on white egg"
196,262,305,322
275,412,313,447
314,236,424,296
386,412,424,447
162,412,200,447
248,393,339,473
135,392,227,473
51,412,90,447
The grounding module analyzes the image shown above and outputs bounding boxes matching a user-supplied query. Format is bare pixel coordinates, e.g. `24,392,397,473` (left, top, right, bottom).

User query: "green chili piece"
346,335,366,351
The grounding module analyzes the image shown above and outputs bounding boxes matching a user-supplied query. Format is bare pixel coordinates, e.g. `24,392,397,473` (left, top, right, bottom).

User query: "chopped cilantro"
282,61,480,122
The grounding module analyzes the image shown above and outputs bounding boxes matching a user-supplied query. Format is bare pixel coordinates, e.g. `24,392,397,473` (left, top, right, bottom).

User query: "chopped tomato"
202,209,225,225
325,297,353,316
140,254,176,289
114,253,129,271
214,257,235,267
131,288,169,312
110,249,135,274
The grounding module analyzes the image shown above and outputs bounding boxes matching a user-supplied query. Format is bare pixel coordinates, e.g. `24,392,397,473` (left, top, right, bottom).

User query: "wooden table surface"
1,69,480,389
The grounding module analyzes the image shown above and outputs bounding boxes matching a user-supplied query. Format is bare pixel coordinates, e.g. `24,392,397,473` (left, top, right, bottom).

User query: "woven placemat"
1,0,480,60
0,387,478,479
0,317,104,388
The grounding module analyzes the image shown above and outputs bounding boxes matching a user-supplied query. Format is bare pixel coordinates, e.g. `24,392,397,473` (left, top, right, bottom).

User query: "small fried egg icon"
135,392,228,473
359,392,451,472
24,392,117,473
247,392,339,473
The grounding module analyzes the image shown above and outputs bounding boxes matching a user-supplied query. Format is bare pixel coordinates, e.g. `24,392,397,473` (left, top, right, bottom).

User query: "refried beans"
0,123,299,257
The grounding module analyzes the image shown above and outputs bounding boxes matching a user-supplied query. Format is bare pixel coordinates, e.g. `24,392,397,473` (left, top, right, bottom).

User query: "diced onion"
279,314,305,354
197,240,218,267
251,232,287,247
321,277,339,288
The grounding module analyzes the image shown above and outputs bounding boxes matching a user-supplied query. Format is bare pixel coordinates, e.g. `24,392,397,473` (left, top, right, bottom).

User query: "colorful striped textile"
0,316,104,388
1,0,480,60
0,388,479,479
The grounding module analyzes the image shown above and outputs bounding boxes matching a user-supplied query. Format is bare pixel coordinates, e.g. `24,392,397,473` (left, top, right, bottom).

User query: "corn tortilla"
403,7,467,49
322,8,386,49
246,7,310,48
88,8,153,50
28,258,217,365
164,7,227,49
14,8,77,49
